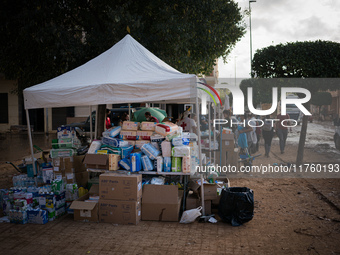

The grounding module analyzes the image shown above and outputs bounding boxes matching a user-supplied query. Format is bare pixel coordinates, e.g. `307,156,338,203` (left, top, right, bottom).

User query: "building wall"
0,75,19,132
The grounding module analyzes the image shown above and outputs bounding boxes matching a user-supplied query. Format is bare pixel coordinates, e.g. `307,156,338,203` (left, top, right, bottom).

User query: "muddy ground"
0,122,340,255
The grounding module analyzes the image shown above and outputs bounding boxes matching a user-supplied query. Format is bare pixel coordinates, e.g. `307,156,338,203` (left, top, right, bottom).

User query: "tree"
0,0,245,136
252,40,340,165
0,0,245,93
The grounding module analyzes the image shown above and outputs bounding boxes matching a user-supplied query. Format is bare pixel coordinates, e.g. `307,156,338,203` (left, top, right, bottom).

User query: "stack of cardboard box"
186,180,217,215
98,173,142,225
219,133,239,168
52,155,88,187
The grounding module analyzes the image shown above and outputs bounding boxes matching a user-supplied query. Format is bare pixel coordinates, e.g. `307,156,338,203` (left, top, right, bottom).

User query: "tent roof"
23,34,197,109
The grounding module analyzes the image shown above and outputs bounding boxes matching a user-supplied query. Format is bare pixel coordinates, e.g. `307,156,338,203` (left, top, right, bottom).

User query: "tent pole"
95,105,98,139
26,109,37,186
128,103,131,121
196,90,205,216
89,106,93,142
213,104,216,165
208,102,212,163
219,105,222,168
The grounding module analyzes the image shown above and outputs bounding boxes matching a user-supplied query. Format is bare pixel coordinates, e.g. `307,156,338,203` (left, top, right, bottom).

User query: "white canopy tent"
24,34,197,109
23,35,205,209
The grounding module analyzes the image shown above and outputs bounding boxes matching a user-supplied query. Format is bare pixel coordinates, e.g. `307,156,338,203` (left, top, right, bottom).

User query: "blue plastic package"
163,157,172,172
140,143,160,160
141,155,154,171
121,145,134,159
119,158,131,171
130,152,142,172
102,137,128,147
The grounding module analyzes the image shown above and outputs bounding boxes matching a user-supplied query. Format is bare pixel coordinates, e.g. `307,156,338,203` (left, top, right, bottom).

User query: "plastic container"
50,149,75,158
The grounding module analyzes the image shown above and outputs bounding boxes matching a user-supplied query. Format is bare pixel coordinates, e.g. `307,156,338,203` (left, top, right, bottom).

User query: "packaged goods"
182,132,198,142
119,130,137,140
125,140,136,148
27,209,48,224
155,156,163,173
88,140,102,154
57,126,76,139
150,177,165,185
150,134,166,143
122,121,139,131
130,152,142,172
51,179,65,195
163,157,172,172
171,157,182,172
107,126,122,137
182,156,191,173
141,122,157,131
9,210,28,224
172,137,190,146
140,143,160,160
66,183,79,201
141,155,153,171
135,140,150,149
96,150,108,154
108,154,120,171
50,149,75,158
155,122,179,136
42,168,54,184
136,130,153,140
119,158,131,171
102,137,128,147
165,128,182,141
161,141,172,157
151,142,160,151
172,146,191,157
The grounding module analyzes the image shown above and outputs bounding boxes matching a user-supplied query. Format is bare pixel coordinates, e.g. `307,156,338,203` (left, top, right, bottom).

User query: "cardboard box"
69,184,99,222
65,172,76,184
83,154,108,170
215,150,239,168
75,171,89,187
186,193,211,215
73,155,86,173
222,133,234,141
108,154,120,171
99,199,141,225
64,157,74,173
142,185,183,222
199,183,217,200
99,173,142,201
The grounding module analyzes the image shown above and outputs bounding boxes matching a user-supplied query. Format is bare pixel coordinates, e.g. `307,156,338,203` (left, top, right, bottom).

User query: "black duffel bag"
218,187,254,226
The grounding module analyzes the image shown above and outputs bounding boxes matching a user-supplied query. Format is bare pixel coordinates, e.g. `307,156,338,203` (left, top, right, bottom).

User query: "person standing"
276,113,290,154
105,109,111,130
262,115,274,157
246,113,258,154
178,111,197,133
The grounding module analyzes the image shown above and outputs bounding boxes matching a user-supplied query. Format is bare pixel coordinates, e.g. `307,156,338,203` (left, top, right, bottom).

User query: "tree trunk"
96,104,106,139
296,102,311,166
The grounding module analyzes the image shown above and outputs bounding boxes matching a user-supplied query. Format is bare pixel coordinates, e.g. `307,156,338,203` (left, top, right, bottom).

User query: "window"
0,93,8,123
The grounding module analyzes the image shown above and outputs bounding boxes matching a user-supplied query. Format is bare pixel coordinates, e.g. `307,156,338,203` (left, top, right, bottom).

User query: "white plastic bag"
179,206,202,224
